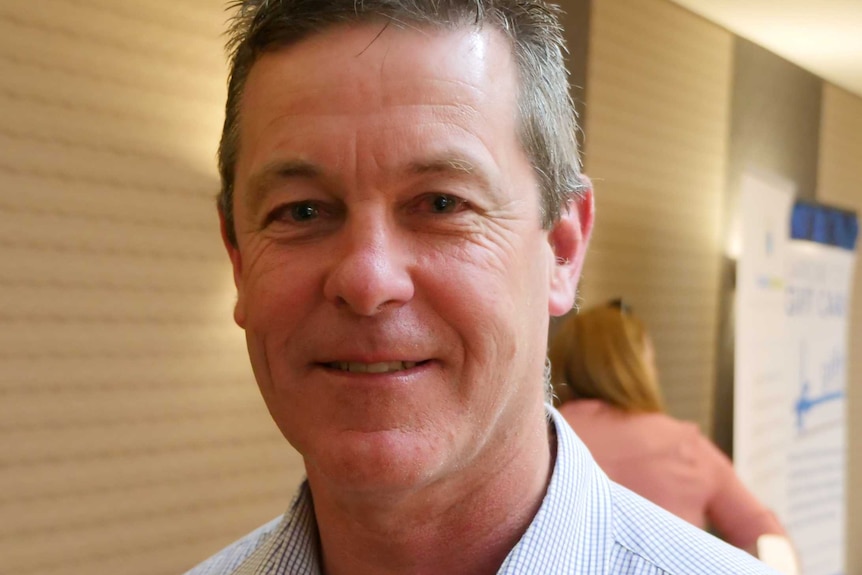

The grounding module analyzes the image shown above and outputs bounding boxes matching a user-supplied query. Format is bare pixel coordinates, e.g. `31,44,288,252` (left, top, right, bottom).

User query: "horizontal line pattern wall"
581,0,732,429
816,83,862,575
0,1,305,573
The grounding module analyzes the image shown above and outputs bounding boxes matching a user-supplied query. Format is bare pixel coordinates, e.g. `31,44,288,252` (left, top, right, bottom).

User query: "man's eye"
263,202,323,228
290,202,318,221
428,194,463,214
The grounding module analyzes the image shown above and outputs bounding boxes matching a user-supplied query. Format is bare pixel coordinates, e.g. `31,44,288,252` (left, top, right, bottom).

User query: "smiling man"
187,1,779,574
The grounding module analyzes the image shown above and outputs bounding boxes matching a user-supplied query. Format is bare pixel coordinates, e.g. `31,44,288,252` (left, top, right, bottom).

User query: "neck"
309,410,556,575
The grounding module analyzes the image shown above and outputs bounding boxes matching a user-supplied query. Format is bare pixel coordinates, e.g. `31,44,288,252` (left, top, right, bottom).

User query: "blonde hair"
548,303,665,413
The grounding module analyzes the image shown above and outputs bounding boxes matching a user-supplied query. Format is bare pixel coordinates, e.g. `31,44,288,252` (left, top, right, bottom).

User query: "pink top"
559,399,786,551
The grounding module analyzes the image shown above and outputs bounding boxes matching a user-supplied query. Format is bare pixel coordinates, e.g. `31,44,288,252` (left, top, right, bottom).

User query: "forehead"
239,22,520,133
232,21,538,206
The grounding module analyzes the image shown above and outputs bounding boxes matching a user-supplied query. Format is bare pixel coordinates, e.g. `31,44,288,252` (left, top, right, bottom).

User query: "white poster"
734,173,795,520
735,172,856,575
783,242,853,575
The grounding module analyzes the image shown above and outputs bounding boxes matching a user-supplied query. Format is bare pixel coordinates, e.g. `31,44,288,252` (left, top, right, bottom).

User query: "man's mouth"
324,361,424,374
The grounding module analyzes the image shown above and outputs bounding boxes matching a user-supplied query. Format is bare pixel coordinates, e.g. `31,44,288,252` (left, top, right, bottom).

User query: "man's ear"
548,185,594,317
220,208,247,328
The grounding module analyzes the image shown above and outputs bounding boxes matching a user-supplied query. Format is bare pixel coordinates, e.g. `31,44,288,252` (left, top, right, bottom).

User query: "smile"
326,361,420,374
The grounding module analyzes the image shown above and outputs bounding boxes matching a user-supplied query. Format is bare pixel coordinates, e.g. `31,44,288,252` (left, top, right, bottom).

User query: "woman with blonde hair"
549,300,790,558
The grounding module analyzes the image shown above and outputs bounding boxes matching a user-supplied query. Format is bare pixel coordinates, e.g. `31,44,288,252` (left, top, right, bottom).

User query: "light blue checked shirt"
187,407,779,574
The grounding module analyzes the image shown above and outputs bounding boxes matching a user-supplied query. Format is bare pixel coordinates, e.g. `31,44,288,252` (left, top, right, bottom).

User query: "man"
189,1,779,573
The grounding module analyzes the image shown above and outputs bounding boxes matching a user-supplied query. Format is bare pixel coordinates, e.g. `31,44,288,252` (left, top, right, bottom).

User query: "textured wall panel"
580,0,732,429
0,1,305,573
816,83,862,575
711,39,823,457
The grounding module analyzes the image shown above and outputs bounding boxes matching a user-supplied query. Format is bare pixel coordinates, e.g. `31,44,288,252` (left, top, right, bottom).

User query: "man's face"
226,23,591,494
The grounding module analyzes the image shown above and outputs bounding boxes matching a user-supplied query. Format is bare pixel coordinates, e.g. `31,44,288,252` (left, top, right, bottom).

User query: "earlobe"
219,208,247,328
548,186,594,316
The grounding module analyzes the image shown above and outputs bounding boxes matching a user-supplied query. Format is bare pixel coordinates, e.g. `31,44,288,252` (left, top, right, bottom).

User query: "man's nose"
322,215,415,316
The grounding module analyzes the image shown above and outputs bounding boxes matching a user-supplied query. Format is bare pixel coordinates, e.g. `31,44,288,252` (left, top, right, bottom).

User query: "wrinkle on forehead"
244,23,514,111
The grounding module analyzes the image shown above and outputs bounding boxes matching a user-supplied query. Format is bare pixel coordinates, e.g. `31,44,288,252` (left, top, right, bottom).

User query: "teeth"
332,361,418,373
365,362,392,374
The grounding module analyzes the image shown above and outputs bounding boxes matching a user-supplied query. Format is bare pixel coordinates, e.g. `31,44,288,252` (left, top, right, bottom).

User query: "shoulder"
184,482,320,575
672,419,734,472
644,412,702,439
560,401,690,435
607,483,779,574
557,400,629,441
643,414,725,466
543,407,777,574
184,516,284,575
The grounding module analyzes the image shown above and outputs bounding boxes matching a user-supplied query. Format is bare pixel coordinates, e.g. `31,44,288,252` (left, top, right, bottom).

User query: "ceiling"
668,0,862,98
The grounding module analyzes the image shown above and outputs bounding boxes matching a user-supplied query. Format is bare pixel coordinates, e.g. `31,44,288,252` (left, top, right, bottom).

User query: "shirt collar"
246,405,611,575
498,406,613,573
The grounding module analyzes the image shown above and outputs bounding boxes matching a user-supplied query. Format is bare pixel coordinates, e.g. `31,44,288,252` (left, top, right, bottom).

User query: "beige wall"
816,83,862,575
580,0,733,429
0,1,304,573
1,0,859,573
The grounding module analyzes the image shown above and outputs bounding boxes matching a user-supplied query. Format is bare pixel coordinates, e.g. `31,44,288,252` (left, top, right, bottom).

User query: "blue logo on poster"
794,343,845,432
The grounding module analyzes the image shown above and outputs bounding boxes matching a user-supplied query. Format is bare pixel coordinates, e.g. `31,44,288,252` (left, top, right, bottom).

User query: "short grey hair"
218,0,586,246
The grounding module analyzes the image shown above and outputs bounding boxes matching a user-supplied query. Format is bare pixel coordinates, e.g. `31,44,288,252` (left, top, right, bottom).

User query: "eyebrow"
245,160,322,215
407,153,500,200
243,152,500,214
408,156,478,176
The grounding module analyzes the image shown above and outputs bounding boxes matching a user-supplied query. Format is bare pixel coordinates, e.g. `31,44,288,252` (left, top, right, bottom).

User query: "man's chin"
304,431,450,496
